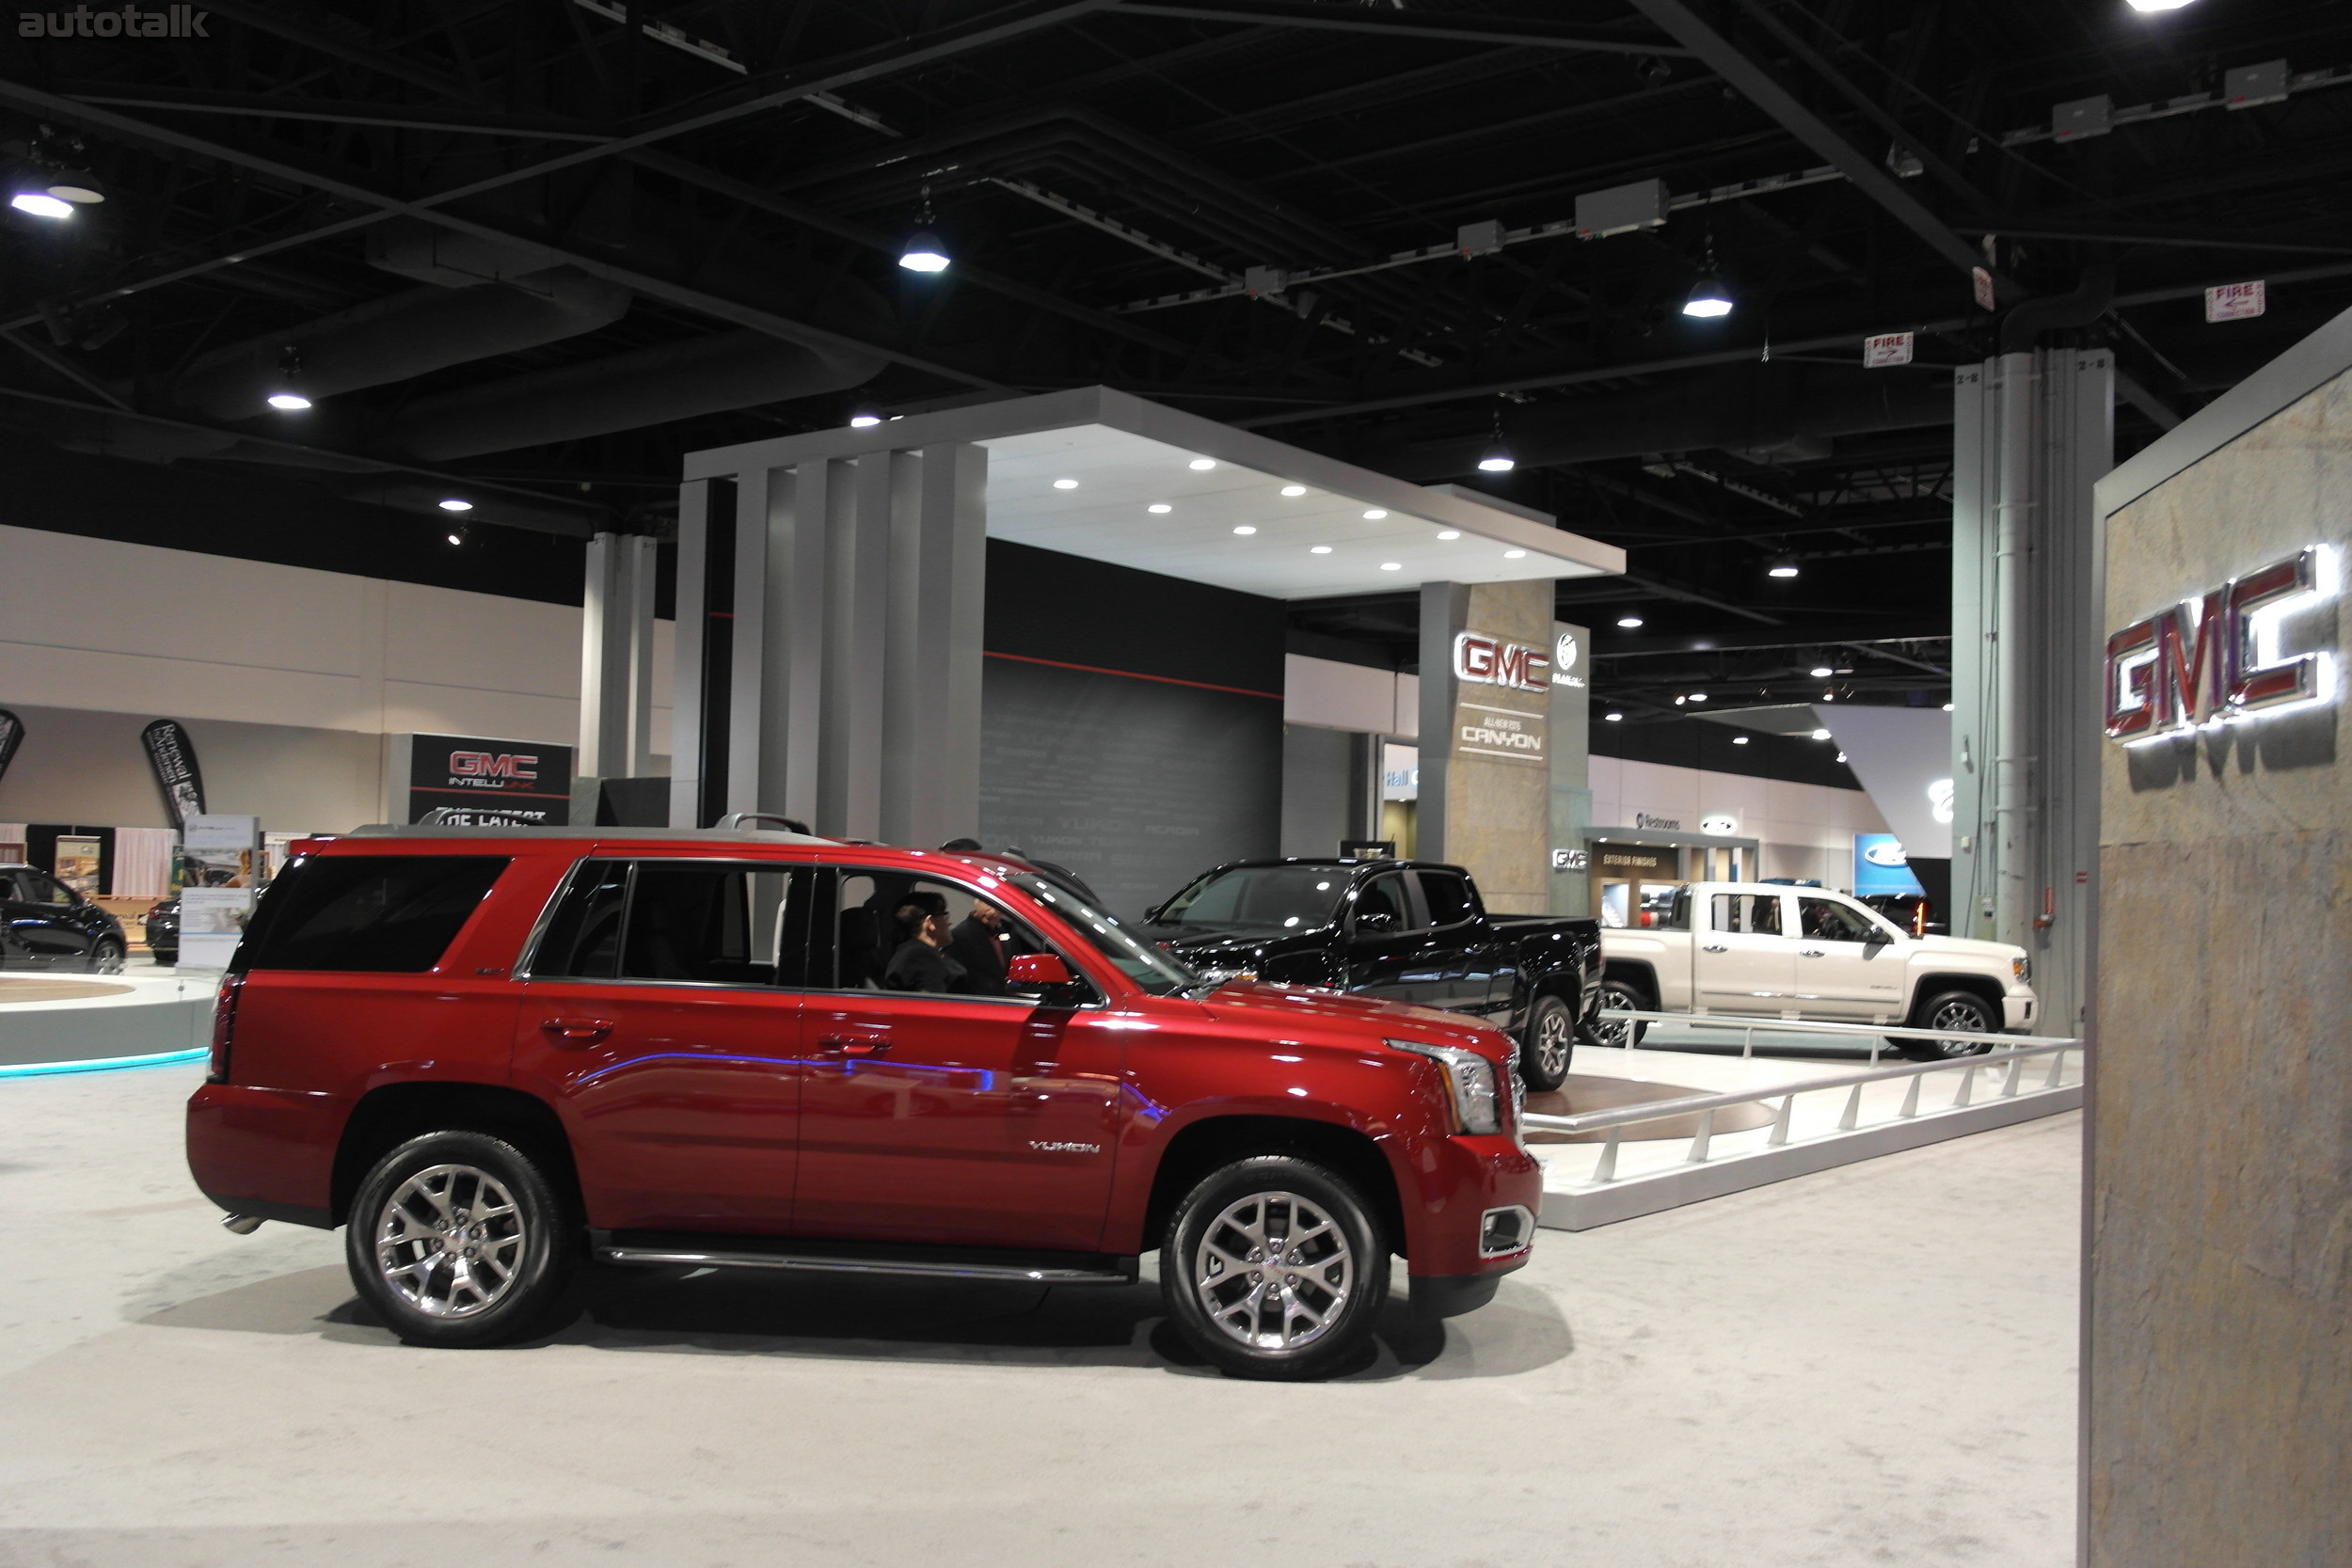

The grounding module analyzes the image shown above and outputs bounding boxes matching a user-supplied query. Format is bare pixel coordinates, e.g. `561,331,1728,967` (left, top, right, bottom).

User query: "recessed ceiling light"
849,414,882,428
1052,478,1079,489
1280,484,1307,498
1232,525,1256,535
1379,562,1402,571
1732,736,1749,745
2126,0,2196,10
1689,692,1708,703
1836,752,1848,762
1675,695,1687,705
1604,712,1623,721
1310,546,1333,555
1436,530,1460,541
1188,458,1217,471
1148,503,1172,515
1503,549,1527,559
1809,665,1833,678
1362,508,1388,520
437,498,473,513
1812,728,1832,740
265,392,311,411
1942,702,1955,712
1822,691,1836,702
1616,614,1645,628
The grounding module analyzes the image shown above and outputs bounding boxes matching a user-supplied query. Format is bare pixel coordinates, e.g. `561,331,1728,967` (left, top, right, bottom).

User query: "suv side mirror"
1007,952,1075,987
1864,929,1893,950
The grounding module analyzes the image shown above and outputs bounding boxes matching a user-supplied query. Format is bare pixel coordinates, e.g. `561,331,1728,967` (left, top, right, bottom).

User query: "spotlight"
1362,508,1388,520
1683,237,1735,318
1147,503,1172,515
1809,665,1833,678
9,190,73,220
1616,614,1645,628
437,498,473,513
445,525,469,547
898,228,950,273
1675,695,1687,706
1476,440,1515,472
44,168,103,205
849,413,882,428
1279,484,1308,498
265,391,311,411
1232,526,1256,535
1767,555,1800,578
1188,458,1217,471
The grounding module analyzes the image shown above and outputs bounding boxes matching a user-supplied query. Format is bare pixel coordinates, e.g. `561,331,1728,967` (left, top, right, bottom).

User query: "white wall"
0,525,673,832
1588,753,1891,889
1284,654,1417,738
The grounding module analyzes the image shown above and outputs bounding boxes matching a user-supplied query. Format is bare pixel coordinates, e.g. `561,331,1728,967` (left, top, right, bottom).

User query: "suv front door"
516,857,814,1235
1343,869,1449,1006
790,869,1123,1253
3,868,96,968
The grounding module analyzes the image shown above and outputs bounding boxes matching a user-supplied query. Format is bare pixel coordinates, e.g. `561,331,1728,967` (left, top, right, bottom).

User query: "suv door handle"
539,1016,613,1044
820,1028,891,1057
1702,943,1727,954
1800,949,1825,958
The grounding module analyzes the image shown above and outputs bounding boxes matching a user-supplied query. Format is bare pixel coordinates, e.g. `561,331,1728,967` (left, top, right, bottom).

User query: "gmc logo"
1454,631,1550,693
448,752,538,781
2103,546,2336,743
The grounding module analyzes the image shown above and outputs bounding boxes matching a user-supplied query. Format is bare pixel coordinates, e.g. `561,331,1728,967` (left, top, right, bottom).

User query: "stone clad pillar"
2085,318,2352,1567
1418,578,1554,913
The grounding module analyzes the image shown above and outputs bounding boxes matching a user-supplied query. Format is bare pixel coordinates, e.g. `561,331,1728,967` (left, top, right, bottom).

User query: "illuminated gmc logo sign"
1454,631,1550,693
448,751,539,781
2104,546,2337,745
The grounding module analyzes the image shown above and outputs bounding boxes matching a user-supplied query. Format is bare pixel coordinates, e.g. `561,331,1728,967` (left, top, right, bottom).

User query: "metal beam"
1625,0,1996,287
1111,2,1693,56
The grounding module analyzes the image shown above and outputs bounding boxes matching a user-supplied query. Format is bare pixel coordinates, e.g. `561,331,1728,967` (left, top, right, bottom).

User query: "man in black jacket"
947,898,1009,993
882,893,965,993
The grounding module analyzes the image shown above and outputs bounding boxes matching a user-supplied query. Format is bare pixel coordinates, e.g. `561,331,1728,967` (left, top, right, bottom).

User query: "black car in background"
1140,857,1603,1091
144,897,180,964
0,864,127,972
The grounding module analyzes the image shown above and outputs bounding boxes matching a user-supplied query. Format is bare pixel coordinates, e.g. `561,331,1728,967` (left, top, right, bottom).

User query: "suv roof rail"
715,811,812,834
346,823,834,844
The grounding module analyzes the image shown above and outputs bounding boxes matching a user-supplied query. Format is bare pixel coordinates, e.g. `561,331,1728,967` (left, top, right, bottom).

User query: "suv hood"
1912,934,2027,963
1197,980,1505,1055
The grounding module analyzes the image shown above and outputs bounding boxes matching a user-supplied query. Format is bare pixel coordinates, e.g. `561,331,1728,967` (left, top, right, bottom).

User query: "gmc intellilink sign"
396,733,573,827
2103,546,2337,744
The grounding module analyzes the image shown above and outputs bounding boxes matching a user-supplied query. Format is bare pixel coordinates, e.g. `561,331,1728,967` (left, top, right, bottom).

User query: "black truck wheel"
1520,993,1576,1090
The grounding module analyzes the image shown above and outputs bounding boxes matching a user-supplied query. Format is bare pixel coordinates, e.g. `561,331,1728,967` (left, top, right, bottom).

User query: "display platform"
0,972,214,1073
1523,1076,1774,1142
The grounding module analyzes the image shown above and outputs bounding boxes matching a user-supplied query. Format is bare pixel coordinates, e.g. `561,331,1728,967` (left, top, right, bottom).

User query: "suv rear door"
790,867,1123,1252
515,856,814,1234
1694,891,1797,1014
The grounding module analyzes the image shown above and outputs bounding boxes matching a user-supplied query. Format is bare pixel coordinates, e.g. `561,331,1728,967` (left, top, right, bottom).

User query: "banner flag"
140,719,207,828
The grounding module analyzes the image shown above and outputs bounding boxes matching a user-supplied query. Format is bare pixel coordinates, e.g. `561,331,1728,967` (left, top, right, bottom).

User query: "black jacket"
883,939,965,994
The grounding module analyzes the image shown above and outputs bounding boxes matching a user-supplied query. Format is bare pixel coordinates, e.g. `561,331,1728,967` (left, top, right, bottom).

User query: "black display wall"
978,540,1285,921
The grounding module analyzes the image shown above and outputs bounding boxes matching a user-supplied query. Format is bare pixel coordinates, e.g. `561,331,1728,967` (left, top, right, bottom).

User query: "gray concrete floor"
0,1062,2081,1567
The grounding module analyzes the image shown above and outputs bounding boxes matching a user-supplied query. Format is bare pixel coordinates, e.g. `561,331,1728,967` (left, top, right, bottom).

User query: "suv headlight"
1387,1038,1502,1135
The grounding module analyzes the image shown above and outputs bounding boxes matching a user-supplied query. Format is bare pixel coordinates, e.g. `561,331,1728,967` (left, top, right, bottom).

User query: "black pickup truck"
1139,857,1604,1090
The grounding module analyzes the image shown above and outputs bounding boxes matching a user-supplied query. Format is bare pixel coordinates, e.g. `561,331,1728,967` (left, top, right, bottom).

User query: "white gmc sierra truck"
1597,881,2039,1059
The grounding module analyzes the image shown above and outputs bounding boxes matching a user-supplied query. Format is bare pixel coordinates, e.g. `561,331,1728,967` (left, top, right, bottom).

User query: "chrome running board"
596,1243,1133,1286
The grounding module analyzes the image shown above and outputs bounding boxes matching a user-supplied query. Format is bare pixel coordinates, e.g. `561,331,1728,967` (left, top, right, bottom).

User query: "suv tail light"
207,973,246,1084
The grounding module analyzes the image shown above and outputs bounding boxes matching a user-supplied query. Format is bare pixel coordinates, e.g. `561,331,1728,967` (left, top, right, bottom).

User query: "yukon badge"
1028,1139,1101,1155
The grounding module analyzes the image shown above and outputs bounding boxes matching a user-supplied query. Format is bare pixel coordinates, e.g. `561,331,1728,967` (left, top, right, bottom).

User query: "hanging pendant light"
898,182,950,273
1683,235,1734,319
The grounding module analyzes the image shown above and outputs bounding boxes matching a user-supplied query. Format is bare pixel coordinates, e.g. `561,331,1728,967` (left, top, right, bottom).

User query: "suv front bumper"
1400,1133,1543,1300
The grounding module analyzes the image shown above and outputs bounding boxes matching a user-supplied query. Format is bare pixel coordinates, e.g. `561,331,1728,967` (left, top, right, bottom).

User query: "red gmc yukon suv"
186,825,1542,1379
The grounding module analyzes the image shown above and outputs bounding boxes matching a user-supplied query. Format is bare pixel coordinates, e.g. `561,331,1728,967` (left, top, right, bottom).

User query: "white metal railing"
1525,1011,2085,1184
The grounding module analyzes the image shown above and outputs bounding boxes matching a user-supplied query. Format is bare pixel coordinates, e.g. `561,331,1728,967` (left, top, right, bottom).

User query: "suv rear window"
236,855,510,973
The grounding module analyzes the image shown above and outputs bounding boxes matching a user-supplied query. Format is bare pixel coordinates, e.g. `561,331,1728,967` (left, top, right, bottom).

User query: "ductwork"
166,266,632,420
383,329,887,461
1390,363,1956,479
1998,264,2115,355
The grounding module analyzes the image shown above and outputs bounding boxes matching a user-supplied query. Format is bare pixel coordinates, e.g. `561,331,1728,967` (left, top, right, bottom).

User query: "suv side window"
1710,892,1784,936
238,855,511,973
818,869,1069,1001
1414,869,1479,927
1353,870,1416,935
531,860,814,987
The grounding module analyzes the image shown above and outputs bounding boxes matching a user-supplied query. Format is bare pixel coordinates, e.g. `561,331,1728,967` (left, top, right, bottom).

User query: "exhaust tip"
219,1213,264,1235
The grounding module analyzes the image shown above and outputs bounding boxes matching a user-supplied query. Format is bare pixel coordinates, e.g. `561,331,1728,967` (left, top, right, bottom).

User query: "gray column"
579,531,631,780
667,482,708,828
756,461,832,826
1950,348,2112,1032
818,451,896,838
724,470,773,818
882,441,987,847
1416,580,1470,862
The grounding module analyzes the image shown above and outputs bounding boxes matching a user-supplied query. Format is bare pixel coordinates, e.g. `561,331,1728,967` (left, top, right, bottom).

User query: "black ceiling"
5,0,2348,720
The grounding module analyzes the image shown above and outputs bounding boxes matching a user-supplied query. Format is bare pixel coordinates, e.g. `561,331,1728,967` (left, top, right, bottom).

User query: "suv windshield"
1152,865,1350,930
1008,874,1198,996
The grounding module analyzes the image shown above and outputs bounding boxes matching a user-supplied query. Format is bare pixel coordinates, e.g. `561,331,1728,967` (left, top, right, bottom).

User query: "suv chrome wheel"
1899,990,1998,1060
373,1164,528,1319
1193,1190,1355,1353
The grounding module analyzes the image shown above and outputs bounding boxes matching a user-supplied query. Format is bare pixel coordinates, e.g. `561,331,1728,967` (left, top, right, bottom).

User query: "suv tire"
345,1130,577,1349
1520,993,1576,1091
87,938,125,974
1161,1155,1390,1381
1897,990,1999,1061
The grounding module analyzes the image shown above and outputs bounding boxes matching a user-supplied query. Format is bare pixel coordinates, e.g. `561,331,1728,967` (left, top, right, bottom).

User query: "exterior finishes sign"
2102,546,2336,743
394,733,575,826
